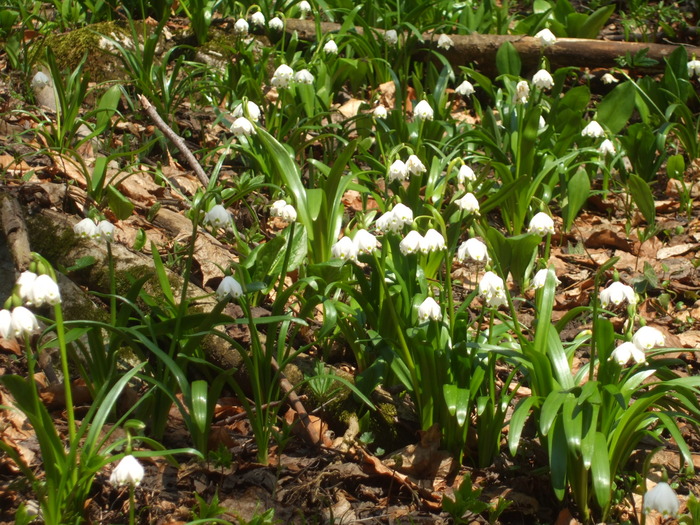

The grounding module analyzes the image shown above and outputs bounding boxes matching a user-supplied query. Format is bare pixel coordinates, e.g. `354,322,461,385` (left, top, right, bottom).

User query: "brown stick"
138,95,210,187
283,19,700,75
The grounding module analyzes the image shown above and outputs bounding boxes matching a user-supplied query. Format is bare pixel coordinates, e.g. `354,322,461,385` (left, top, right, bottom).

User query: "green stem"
128,484,135,525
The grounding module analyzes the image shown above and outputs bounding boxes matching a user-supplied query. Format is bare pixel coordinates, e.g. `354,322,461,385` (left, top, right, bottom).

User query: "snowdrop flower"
582,120,605,138
457,164,476,183
387,159,409,182
384,29,398,46
298,0,311,17
527,212,555,236
437,34,454,50
391,203,413,226
420,229,446,253
457,238,490,263
534,28,556,46
74,218,98,238
31,71,51,89
250,11,265,27
598,138,615,156
0,310,12,339
331,236,357,262
532,268,560,289
268,16,284,31
601,73,618,84
324,39,338,55
455,80,475,96
11,306,39,338
644,482,679,517
418,297,442,322
294,69,314,84
455,192,480,214
479,271,507,307
353,229,378,255
271,64,294,89
373,105,388,119
687,59,700,77
216,276,243,300
270,199,297,222
406,155,426,175
204,204,231,229
97,220,115,243
375,212,397,234
632,326,665,350
539,115,547,130
231,117,256,136
31,274,61,306
233,100,261,121
515,80,530,103
400,230,423,255
532,69,554,90
234,18,249,35
413,100,434,121
109,455,145,487
610,341,646,366
600,281,637,308
17,271,38,304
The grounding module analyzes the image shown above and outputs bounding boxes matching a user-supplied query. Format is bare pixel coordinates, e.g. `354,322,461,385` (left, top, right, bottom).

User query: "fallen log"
283,19,700,75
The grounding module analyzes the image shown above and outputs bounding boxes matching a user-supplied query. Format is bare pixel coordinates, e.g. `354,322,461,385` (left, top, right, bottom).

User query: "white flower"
418,297,442,322
687,59,700,77
455,80,475,96
455,192,480,214
234,18,249,35
31,71,51,89
11,306,39,338
644,482,679,517
294,69,314,84
419,229,445,254
479,271,507,307
353,229,378,255
324,39,338,54
204,205,231,229
268,16,284,31
250,11,265,27
610,341,646,366
534,28,556,46
413,100,434,121
539,115,547,130
384,29,398,46
399,230,423,255
331,236,357,262
387,159,409,182
598,139,615,156
109,455,145,487
231,117,256,136
31,274,61,306
582,120,605,138
373,105,388,119
271,64,294,89
516,80,530,103
391,203,413,226
270,199,296,222
233,101,261,121
632,326,665,351
437,34,454,50
532,69,554,90
600,281,637,308
457,164,476,183
527,212,555,236
298,0,311,16
532,268,560,289
97,220,115,243
375,212,396,233
601,73,618,84
216,276,243,300
457,238,490,263
406,155,426,175
0,310,12,339
74,218,98,238
17,271,38,304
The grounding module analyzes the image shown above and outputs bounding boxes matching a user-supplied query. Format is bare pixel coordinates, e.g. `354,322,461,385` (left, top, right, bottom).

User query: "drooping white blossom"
455,192,480,214
601,73,619,84
455,80,475,96
0,310,12,339
527,212,555,236
532,268,560,289
532,69,554,90
268,16,284,31
17,271,38,304
298,0,312,17
417,297,442,322
216,276,243,300
437,34,454,50
231,117,256,136
387,159,409,182
534,28,556,46
31,274,61,306
610,341,646,366
457,164,476,183
74,218,98,238
331,236,358,262
109,455,145,487
384,29,398,46
515,80,530,103
324,39,338,55
270,199,297,222
373,105,388,119
11,306,39,338
204,205,231,229
600,281,637,308
598,138,616,156
457,238,490,263
413,100,434,121
399,230,423,255
419,229,446,254
234,18,249,35
391,203,414,226
405,155,426,176
687,59,700,77
582,120,605,138
294,69,314,85
97,220,115,243
479,271,507,307
632,326,665,351
644,482,680,517
271,64,294,88
233,100,261,121
353,229,378,255
250,11,266,27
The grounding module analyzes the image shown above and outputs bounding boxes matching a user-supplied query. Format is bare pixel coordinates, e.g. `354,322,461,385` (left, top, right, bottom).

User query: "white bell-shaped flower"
419,229,446,254
455,192,480,214
216,276,243,300
331,236,358,262
391,203,413,226
437,34,454,50
204,205,231,229
109,455,145,487
457,164,476,183
479,271,507,307
687,59,700,77
250,11,265,27
418,297,442,322
399,230,423,255
527,212,555,236
610,341,646,366
97,220,116,243
324,39,338,55
534,28,556,46
271,64,294,88
384,29,398,46
387,159,409,182
601,73,618,84
632,326,665,350
234,18,249,35
598,139,615,156
515,80,530,103
0,309,12,339
231,117,256,136
413,100,434,121
17,271,38,304
644,482,679,517
270,200,296,222
353,229,378,255
600,281,637,308
532,69,554,90
457,238,490,263
294,69,314,84
74,218,98,238
582,120,605,138
268,16,284,31
298,0,311,16
11,306,39,338
31,274,61,306
406,155,426,175
455,80,475,96
373,105,388,119
232,101,261,122
532,268,560,289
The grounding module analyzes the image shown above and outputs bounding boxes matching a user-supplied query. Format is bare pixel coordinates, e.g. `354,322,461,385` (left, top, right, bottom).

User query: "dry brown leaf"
118,169,164,206
336,98,364,119
658,243,699,259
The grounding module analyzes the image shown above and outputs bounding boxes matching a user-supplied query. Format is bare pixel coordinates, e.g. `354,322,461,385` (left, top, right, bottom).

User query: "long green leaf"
592,431,611,508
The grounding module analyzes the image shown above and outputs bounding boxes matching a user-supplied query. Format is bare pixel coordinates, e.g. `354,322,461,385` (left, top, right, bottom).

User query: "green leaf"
106,185,134,220
496,41,521,76
540,390,566,436
548,417,568,501
666,154,685,179
508,396,536,455
597,81,636,134
628,173,656,225
591,431,611,508
563,168,590,231
577,4,615,39
191,380,209,437
94,84,122,134
443,384,470,426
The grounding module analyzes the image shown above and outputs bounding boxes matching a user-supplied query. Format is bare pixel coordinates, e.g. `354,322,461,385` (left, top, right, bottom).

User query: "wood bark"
284,19,700,75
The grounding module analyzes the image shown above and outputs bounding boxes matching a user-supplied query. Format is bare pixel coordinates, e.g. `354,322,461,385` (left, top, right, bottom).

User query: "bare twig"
138,95,210,187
